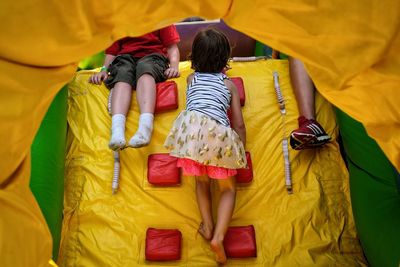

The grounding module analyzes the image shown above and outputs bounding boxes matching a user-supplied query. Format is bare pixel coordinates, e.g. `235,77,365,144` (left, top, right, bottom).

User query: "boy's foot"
109,114,126,150
129,129,152,148
128,131,151,148
128,113,154,148
109,130,126,150
290,116,331,150
210,238,227,265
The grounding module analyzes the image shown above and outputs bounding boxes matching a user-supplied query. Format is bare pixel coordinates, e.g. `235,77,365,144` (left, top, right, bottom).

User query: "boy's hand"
164,67,180,79
89,71,108,85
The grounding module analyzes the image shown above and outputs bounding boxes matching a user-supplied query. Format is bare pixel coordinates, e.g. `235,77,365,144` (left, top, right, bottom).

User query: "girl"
164,28,246,265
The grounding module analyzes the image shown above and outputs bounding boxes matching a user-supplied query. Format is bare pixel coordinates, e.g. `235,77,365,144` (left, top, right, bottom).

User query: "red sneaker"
290,116,331,150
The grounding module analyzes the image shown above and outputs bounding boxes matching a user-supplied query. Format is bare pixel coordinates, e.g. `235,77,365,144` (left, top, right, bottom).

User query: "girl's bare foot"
198,222,213,240
210,238,227,264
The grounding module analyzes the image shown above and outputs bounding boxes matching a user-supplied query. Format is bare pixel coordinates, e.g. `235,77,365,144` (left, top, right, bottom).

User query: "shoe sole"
317,135,331,141
290,133,331,150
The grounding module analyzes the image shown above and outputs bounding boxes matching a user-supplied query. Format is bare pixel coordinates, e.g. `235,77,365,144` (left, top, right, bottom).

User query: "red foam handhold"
145,228,182,261
224,225,257,258
148,154,180,186
230,77,245,106
236,152,253,183
155,81,179,113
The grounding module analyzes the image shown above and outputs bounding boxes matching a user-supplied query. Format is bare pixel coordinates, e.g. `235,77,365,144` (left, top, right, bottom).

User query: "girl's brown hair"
189,28,231,73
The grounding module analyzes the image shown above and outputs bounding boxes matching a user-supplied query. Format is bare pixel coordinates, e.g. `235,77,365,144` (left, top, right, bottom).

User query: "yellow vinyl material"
59,60,366,266
1,1,398,265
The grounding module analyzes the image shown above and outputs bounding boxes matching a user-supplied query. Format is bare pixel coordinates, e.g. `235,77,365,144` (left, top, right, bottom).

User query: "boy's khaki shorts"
104,53,169,89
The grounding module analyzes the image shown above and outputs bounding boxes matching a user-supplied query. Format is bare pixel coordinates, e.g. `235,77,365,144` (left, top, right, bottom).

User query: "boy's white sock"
128,113,154,148
109,114,126,150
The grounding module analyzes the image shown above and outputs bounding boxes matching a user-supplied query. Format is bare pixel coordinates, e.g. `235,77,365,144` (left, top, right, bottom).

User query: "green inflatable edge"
336,109,400,267
30,86,67,260
78,51,105,70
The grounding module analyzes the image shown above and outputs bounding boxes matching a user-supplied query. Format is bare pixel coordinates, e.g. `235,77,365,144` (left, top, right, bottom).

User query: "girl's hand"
222,66,231,74
88,71,108,85
164,67,180,79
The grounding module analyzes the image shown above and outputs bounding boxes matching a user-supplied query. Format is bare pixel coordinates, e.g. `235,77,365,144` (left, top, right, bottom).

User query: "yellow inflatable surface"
58,60,366,266
1,1,398,265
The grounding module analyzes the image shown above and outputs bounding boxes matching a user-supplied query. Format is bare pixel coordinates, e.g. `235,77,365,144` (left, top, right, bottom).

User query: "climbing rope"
108,88,121,194
231,56,268,62
273,71,293,194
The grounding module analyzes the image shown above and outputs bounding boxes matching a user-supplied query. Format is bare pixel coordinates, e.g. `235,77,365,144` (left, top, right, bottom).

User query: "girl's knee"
196,175,209,181
223,186,236,195
196,176,210,186
217,179,236,193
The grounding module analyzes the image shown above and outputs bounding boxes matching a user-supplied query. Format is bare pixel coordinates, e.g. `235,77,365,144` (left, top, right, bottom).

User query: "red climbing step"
145,228,182,261
230,77,245,106
224,225,257,258
236,152,253,183
155,81,179,113
147,153,180,186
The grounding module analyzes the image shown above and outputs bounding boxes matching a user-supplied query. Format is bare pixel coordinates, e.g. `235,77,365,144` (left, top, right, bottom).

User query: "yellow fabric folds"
0,60,75,266
224,0,400,171
0,155,53,267
59,60,366,266
0,1,399,265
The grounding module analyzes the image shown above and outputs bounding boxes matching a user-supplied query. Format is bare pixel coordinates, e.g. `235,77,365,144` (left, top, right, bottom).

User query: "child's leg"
211,176,236,264
195,175,214,240
128,74,156,148
288,57,330,149
288,57,315,120
109,81,132,150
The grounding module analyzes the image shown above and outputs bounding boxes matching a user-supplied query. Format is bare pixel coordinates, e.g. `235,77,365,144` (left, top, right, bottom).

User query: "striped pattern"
186,72,231,126
307,122,324,135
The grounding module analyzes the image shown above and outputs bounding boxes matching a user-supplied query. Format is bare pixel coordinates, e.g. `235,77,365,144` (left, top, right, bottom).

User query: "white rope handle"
112,151,120,194
231,56,268,62
282,139,292,193
273,72,286,115
273,71,293,194
109,90,121,194
107,89,113,115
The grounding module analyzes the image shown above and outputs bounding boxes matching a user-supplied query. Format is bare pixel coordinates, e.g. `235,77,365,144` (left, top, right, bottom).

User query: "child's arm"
89,38,120,84
186,73,194,84
164,43,180,78
103,54,116,69
88,54,116,84
226,79,246,146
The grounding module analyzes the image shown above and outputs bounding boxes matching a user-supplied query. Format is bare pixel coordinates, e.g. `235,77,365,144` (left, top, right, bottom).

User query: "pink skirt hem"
177,158,237,179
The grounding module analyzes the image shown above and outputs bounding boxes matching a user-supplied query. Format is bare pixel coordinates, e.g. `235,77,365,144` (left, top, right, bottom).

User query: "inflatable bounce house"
1,1,399,267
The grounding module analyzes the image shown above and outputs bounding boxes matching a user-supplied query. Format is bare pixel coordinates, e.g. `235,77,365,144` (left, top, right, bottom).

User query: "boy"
89,25,180,149
288,57,331,150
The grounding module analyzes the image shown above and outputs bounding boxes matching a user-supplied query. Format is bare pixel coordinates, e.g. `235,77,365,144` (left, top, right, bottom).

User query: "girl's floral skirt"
164,110,247,179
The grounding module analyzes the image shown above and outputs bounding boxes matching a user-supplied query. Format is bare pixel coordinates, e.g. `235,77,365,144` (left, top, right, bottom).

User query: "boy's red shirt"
105,25,180,58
